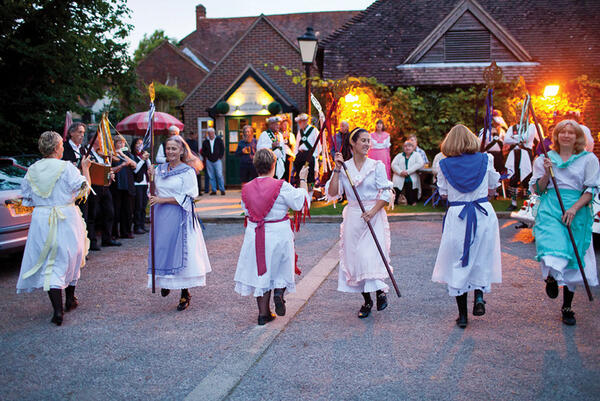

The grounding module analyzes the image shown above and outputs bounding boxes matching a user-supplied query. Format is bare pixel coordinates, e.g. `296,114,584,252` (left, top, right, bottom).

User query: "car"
0,159,33,253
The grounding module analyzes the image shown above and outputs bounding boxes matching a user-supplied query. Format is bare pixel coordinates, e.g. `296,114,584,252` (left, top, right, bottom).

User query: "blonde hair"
39,131,62,157
165,135,203,173
440,124,480,157
551,119,586,154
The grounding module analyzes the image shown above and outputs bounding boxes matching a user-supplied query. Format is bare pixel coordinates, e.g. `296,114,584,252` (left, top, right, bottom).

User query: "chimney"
196,4,206,29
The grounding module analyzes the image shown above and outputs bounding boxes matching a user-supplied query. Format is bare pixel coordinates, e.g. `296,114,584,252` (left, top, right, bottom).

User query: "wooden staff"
340,161,401,297
149,112,156,294
528,99,593,301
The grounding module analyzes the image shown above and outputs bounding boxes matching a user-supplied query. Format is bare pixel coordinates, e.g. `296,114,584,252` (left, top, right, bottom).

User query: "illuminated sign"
226,76,274,116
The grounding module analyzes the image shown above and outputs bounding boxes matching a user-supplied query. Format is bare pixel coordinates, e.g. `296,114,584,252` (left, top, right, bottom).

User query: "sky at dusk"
125,0,374,54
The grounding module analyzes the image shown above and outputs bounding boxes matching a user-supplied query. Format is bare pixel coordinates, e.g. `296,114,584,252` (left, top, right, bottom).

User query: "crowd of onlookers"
61,122,229,253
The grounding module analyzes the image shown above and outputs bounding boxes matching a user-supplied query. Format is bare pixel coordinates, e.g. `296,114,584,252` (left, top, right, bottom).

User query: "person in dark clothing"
201,127,226,195
110,135,136,239
63,122,88,220
235,125,258,184
131,138,150,234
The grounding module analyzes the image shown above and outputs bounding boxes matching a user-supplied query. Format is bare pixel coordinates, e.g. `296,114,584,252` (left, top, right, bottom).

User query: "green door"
225,117,243,185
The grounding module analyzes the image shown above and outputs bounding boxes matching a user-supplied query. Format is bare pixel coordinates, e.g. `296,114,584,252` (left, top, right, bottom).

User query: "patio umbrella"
116,111,184,136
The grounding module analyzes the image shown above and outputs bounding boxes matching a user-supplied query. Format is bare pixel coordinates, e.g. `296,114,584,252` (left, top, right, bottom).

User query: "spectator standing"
201,127,226,195
367,119,392,179
391,141,425,206
235,125,258,184
156,125,180,164
131,138,150,234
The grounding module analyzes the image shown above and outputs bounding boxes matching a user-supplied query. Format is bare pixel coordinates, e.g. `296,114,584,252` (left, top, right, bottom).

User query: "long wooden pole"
149,109,156,294
340,162,401,297
528,99,593,301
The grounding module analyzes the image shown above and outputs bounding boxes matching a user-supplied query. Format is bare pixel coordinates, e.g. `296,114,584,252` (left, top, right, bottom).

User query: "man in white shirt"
257,116,286,179
156,125,180,164
504,122,538,210
293,113,320,185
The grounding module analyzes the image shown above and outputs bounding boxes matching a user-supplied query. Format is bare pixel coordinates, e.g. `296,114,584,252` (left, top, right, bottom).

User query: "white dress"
147,164,212,289
432,154,502,296
234,179,310,296
17,159,89,293
530,152,600,291
326,158,394,293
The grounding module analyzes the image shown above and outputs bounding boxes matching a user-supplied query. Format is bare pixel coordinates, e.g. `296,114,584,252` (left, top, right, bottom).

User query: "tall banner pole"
148,83,156,294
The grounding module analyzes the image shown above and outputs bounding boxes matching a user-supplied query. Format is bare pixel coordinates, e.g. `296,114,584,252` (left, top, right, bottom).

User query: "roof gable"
181,15,300,107
404,0,531,64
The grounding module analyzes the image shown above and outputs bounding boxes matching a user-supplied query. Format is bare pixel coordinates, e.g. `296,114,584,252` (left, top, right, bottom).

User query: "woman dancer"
148,135,210,311
327,128,394,318
432,125,502,328
16,131,91,326
530,119,599,325
367,119,392,179
234,149,310,325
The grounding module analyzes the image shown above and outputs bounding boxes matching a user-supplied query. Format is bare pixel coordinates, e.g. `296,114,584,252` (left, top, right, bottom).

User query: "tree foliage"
152,82,186,116
133,30,177,64
0,0,136,154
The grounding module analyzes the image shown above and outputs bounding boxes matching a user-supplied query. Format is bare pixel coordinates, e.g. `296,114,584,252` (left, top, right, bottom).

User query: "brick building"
321,0,600,131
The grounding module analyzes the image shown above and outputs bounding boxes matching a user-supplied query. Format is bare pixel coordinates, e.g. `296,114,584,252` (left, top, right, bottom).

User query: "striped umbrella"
116,111,184,136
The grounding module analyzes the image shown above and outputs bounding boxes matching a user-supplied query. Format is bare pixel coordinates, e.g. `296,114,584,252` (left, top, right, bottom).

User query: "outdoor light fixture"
544,85,560,97
345,93,359,103
297,27,318,115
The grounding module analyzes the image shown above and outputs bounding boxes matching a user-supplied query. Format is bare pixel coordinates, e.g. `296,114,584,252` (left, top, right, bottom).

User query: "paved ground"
1,220,599,400
195,190,243,218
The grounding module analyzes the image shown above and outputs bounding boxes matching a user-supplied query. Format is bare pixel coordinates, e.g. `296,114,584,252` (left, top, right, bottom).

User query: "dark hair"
375,119,385,131
67,122,86,140
253,148,276,175
131,137,143,155
340,128,368,161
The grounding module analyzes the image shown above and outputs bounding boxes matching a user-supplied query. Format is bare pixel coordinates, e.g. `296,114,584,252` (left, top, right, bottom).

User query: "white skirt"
432,201,502,296
17,205,88,293
540,242,598,292
234,220,296,297
147,221,211,290
337,202,390,293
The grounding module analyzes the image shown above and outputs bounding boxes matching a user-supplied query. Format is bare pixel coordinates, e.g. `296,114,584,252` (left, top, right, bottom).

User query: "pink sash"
241,177,285,276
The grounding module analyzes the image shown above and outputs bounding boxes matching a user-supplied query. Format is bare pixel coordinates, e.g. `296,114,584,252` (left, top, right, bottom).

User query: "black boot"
177,289,191,311
257,290,275,325
47,289,63,326
358,292,373,318
561,287,576,325
472,289,486,316
545,275,559,299
64,285,78,312
455,293,468,328
376,289,388,311
273,288,286,316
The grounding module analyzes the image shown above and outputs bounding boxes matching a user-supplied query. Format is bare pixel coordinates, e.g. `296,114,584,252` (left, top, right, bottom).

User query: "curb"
184,240,341,401
198,211,515,224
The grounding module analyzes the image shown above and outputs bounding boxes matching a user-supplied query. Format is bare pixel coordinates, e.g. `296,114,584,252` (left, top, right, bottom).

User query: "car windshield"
0,165,26,190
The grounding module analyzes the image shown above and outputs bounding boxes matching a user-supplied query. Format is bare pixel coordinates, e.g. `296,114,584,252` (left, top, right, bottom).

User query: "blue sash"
447,197,489,267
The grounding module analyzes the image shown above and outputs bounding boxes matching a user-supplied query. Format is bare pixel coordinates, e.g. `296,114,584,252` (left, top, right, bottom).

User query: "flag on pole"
62,111,73,141
142,83,156,152
96,113,115,162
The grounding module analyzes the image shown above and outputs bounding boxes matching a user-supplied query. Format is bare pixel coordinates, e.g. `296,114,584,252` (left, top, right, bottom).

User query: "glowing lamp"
345,93,359,103
544,85,559,97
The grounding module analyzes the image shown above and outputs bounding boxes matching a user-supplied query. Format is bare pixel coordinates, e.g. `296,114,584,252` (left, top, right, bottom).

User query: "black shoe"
456,315,468,328
160,288,170,297
220,190,226,196
545,276,559,299
101,240,122,247
561,307,576,325
274,293,286,316
177,294,191,311
134,228,146,235
257,313,276,325
65,286,78,312
90,242,100,251
48,289,63,326
358,301,373,318
51,314,63,326
506,204,518,211
473,290,486,316
376,292,388,311
210,191,217,196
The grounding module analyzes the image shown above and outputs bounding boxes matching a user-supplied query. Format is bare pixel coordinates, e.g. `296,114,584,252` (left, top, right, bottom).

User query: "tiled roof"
322,0,600,86
180,10,359,66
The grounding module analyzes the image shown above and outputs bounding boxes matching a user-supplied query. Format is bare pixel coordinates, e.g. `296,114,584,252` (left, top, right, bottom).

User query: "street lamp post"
297,27,318,116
